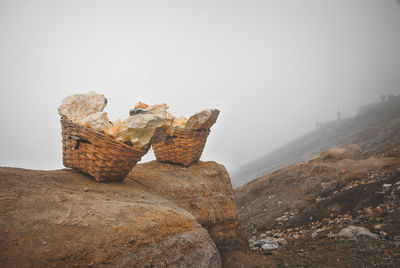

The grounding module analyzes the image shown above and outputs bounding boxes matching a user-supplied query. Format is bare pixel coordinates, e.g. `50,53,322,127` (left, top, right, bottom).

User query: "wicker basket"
152,129,210,166
61,117,149,182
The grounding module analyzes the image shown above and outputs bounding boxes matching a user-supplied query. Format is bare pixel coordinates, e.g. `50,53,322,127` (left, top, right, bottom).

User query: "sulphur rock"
185,109,220,131
58,92,107,122
134,101,150,110
131,102,169,118
148,103,169,117
105,119,127,138
173,116,187,128
114,114,173,149
79,112,111,133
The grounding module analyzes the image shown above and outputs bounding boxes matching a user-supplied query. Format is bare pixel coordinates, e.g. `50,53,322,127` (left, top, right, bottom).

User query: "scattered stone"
379,231,388,239
327,231,336,239
311,231,318,238
260,238,279,250
338,226,378,240
185,109,220,131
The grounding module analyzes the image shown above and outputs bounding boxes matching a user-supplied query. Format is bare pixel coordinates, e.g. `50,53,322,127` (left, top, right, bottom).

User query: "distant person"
337,110,341,120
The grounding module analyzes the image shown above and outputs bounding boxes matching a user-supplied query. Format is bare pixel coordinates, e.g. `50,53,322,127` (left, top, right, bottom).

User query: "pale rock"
338,225,378,240
344,144,363,159
58,92,107,122
148,104,169,118
320,147,347,160
133,102,169,118
185,109,220,131
134,102,150,110
260,238,278,250
319,144,363,161
173,116,187,128
79,112,111,133
114,114,173,149
105,120,127,138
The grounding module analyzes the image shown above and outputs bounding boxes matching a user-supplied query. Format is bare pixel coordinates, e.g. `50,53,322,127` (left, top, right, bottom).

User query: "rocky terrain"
235,99,400,267
0,161,272,267
231,95,400,187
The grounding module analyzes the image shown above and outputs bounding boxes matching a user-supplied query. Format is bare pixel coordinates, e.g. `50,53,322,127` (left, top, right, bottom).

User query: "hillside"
231,95,400,187
235,104,400,266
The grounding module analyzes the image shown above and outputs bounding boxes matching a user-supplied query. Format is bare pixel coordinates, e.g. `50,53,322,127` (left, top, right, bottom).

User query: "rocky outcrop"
316,144,363,161
129,161,256,266
0,162,271,267
0,167,221,267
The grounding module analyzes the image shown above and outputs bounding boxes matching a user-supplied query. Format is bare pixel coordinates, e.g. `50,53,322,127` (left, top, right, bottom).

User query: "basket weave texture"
61,117,149,182
152,129,210,166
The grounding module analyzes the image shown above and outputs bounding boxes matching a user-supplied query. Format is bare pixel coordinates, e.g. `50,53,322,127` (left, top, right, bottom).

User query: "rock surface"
185,109,220,131
59,95,173,149
0,167,221,267
0,162,272,267
129,161,268,267
236,142,400,266
79,112,111,133
173,116,187,128
58,92,107,122
114,113,173,149
338,226,378,240
317,144,363,161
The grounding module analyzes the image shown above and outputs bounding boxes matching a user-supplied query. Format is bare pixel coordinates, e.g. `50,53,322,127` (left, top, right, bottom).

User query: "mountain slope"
234,111,400,267
231,95,400,187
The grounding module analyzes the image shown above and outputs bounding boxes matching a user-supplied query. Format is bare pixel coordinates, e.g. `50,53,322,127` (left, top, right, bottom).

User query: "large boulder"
318,144,363,161
0,167,221,267
129,161,252,265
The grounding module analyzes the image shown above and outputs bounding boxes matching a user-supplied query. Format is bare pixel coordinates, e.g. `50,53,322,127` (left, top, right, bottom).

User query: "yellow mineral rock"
105,120,127,138
148,104,169,117
78,112,111,133
173,116,187,128
134,102,150,110
58,92,107,122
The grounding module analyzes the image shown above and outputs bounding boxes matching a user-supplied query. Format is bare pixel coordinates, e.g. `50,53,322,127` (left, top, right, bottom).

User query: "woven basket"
152,129,210,166
61,117,149,182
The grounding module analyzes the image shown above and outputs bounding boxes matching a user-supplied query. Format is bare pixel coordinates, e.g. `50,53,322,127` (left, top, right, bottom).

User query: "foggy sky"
1,0,400,172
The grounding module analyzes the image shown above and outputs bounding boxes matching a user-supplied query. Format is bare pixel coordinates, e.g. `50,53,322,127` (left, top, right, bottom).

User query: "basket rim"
173,128,210,134
61,116,149,154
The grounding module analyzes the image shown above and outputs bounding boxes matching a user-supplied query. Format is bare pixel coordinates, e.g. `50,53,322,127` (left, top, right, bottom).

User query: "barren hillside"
235,101,400,267
231,95,400,187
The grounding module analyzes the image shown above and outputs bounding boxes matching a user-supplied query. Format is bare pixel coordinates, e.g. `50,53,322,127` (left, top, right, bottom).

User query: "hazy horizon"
1,0,400,172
